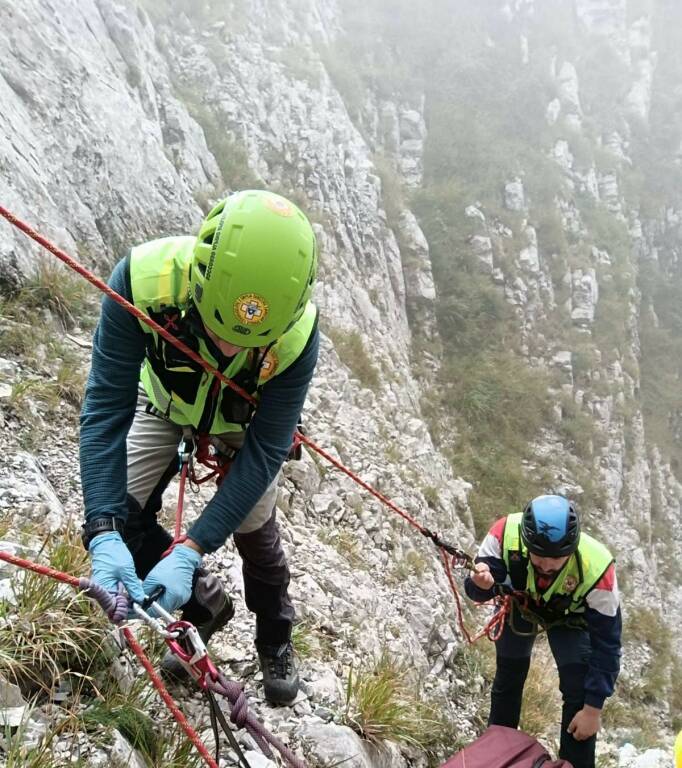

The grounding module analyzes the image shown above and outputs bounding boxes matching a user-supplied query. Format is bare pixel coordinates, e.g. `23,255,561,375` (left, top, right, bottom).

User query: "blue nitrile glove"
89,531,146,604
141,544,202,615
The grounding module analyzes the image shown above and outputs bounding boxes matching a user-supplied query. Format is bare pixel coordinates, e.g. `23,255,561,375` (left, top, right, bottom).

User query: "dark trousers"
489,612,596,768
122,454,294,650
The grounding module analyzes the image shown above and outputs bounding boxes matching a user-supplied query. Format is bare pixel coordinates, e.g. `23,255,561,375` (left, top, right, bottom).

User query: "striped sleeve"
585,562,620,616
464,517,509,603
583,564,622,709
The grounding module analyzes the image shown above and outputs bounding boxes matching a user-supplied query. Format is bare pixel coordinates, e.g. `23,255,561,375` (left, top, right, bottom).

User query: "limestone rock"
571,268,599,326
546,97,561,125
0,675,28,727
470,235,494,273
518,226,539,273
575,0,626,37
0,357,19,379
504,178,526,212
300,722,407,768
553,140,574,172
0,452,65,532
618,744,671,768
557,61,582,114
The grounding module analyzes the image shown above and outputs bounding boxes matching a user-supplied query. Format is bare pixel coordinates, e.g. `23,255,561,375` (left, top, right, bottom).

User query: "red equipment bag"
440,726,574,768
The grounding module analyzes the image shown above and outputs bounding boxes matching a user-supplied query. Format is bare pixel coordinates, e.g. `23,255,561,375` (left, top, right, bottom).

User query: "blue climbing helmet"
520,495,580,557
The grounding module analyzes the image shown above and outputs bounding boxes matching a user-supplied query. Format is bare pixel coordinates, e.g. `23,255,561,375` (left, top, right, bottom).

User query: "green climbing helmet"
191,190,318,347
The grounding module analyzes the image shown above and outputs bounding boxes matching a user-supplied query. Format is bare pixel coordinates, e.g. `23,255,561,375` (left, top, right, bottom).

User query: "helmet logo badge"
265,196,295,217
234,293,269,325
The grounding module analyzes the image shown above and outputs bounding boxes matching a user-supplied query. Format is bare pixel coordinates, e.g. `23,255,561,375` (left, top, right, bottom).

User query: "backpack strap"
507,523,529,590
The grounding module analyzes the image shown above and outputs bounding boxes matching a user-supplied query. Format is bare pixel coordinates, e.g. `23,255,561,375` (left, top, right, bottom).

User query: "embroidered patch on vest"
563,575,578,593
259,349,279,382
234,293,269,325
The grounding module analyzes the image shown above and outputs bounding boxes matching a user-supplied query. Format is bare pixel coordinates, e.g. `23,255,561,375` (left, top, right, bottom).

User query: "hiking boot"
258,642,299,704
161,568,234,682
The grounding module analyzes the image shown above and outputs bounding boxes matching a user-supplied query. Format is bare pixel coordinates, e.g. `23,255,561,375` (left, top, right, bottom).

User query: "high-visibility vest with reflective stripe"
502,512,614,616
129,236,317,432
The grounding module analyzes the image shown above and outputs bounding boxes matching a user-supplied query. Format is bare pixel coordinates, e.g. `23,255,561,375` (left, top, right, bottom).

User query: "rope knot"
80,578,129,624
229,687,249,729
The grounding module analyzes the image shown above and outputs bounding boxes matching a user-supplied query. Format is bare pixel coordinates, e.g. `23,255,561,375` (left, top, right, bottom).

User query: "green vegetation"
175,87,261,192
602,606,676,744
343,649,443,749
277,43,322,88
318,527,366,569
1,259,96,332
0,529,110,696
0,518,206,766
291,618,335,661
434,353,554,535
639,279,682,474
325,327,380,391
0,260,94,420
83,698,161,761
10,362,85,411
519,639,561,743
386,548,428,584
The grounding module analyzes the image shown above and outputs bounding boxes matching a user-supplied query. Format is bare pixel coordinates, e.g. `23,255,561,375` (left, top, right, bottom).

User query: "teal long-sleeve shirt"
79,256,319,553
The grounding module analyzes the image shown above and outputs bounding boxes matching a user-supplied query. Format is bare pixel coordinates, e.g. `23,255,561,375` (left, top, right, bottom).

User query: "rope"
0,548,129,622
438,550,511,644
123,628,221,768
0,548,219,767
211,671,307,768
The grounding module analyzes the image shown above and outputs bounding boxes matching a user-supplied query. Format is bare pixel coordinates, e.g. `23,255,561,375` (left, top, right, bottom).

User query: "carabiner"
164,619,219,689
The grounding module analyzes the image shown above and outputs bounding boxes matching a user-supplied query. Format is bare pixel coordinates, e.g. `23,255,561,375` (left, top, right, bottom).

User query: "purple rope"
79,578,129,624
212,672,307,768
79,579,306,767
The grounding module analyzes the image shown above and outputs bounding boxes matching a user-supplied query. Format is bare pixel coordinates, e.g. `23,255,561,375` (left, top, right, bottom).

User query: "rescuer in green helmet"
80,190,319,704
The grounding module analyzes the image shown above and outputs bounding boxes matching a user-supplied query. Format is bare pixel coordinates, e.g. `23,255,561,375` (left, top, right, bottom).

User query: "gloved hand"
89,531,146,604
141,544,202,615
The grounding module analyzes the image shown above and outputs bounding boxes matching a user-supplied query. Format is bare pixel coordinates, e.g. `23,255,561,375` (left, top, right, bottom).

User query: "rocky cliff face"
0,0,679,766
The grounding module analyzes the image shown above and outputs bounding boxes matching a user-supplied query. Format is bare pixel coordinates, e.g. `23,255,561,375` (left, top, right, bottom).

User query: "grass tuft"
519,638,562,742
325,328,380,391
13,260,95,330
343,649,442,749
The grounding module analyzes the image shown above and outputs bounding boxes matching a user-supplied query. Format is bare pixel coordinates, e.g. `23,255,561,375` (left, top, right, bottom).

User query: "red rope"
175,461,189,541
0,206,429,536
0,206,495,644
0,549,218,767
123,628,219,768
438,550,510,644
0,549,81,588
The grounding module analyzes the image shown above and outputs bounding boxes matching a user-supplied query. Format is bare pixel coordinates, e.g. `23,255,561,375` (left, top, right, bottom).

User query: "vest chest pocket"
219,367,257,426
145,314,205,406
